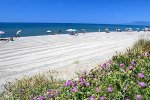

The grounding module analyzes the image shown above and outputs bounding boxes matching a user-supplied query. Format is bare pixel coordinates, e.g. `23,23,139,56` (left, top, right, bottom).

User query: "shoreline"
0,31,149,92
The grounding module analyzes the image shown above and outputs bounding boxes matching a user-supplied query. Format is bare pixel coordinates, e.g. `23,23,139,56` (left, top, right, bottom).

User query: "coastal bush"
133,37,150,52
1,38,150,100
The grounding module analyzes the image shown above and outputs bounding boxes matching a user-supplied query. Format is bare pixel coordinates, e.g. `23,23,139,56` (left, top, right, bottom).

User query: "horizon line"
0,22,150,27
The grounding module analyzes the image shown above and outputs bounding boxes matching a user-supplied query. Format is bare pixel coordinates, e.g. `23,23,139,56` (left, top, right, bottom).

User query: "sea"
0,23,149,38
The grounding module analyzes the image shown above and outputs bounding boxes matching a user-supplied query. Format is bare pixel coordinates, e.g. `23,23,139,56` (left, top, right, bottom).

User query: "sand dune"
0,32,148,92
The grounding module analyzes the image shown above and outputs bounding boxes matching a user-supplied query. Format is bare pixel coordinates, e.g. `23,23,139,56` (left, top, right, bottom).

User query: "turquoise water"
0,23,149,38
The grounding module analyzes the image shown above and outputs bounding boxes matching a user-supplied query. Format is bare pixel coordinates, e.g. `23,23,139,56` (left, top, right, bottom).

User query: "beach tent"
0,31,5,38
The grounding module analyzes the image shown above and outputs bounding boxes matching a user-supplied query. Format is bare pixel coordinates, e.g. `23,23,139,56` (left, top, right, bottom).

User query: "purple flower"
131,61,137,66
79,76,85,82
79,76,86,85
138,73,144,78
64,80,72,86
135,94,143,100
73,81,77,87
120,63,125,67
100,96,106,100
101,63,107,68
141,53,145,57
71,87,78,92
125,98,130,100
85,82,90,86
55,90,60,96
129,65,134,70
48,89,52,93
107,86,113,93
89,96,95,100
99,67,103,71
96,87,101,92
38,96,44,100
138,82,147,88
48,93,54,98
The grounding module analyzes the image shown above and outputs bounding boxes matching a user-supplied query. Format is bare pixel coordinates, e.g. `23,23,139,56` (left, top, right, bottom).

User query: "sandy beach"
0,31,149,92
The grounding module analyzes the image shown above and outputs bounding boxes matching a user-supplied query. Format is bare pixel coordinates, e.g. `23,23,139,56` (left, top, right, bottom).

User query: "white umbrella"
125,28,129,31
136,28,139,31
16,30,22,35
0,31,5,38
98,29,101,32
105,28,109,31
128,28,133,32
66,29,77,35
81,29,86,33
144,28,148,31
46,30,52,33
66,29,77,32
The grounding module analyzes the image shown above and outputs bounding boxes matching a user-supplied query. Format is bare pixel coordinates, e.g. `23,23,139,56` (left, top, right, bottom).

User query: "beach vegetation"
1,38,150,100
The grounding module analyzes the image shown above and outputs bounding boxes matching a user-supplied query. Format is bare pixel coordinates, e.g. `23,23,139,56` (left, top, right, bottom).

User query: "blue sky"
0,0,150,23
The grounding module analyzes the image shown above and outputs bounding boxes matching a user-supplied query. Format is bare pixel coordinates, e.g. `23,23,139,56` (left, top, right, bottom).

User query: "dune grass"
0,37,150,100
133,37,150,52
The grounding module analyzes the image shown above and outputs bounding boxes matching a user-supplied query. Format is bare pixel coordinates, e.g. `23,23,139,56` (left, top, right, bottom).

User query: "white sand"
0,31,148,92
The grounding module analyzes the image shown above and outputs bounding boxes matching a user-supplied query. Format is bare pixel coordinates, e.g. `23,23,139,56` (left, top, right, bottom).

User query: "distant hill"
128,21,150,26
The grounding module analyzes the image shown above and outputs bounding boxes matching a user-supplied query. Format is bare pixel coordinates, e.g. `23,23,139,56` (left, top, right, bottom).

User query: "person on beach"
10,36,14,41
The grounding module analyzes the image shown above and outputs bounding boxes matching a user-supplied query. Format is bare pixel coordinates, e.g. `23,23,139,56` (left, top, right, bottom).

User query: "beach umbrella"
66,29,77,32
72,29,77,32
136,28,140,31
66,29,77,35
66,29,73,32
81,29,86,33
46,30,52,33
128,28,133,32
125,28,129,31
81,29,86,31
144,28,148,31
98,29,101,32
105,28,109,31
105,28,109,33
0,31,5,38
16,30,22,37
